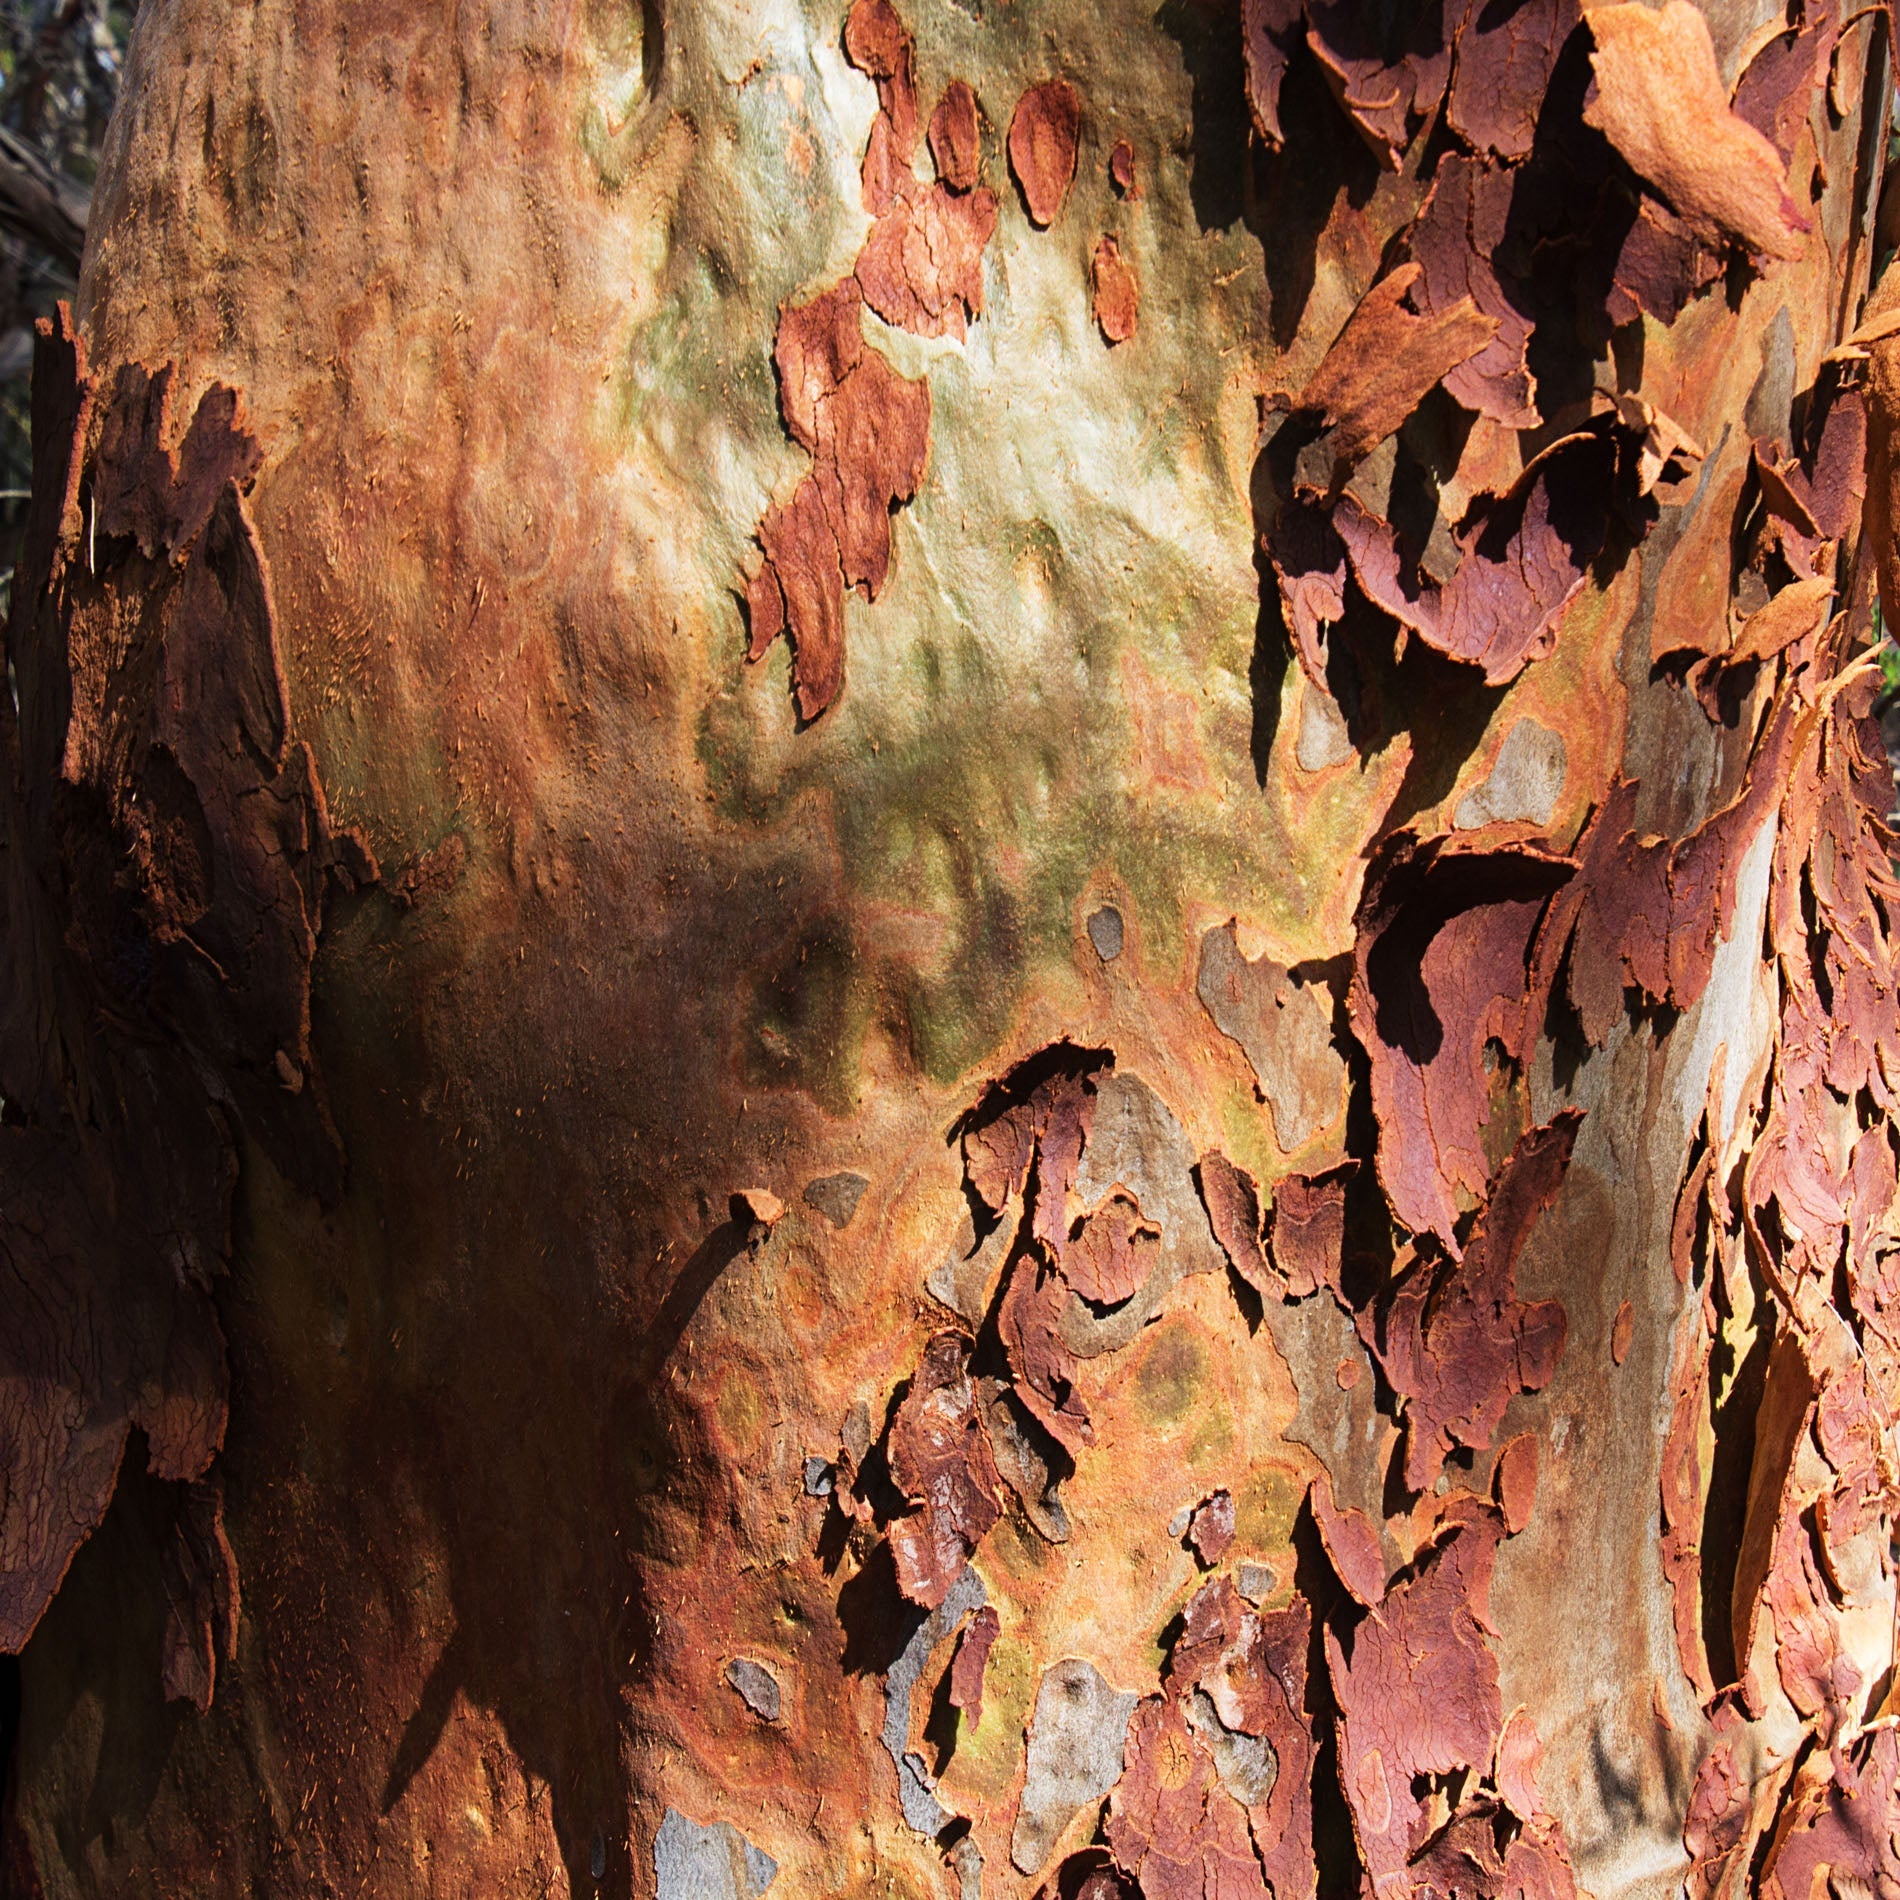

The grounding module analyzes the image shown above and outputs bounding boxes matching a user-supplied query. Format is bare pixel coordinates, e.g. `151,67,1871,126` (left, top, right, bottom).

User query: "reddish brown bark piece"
1732,20,1833,163
948,1604,1000,1729
1309,1469,1386,1607
1763,1726,1900,1900
746,1,1000,721
1008,80,1081,227
1198,1153,1355,1305
1304,0,1451,168
158,1478,240,1714
1378,1117,1578,1491
0,1127,229,1653
1531,697,1798,1046
1164,1583,1320,1900
1198,1150,1273,1295
1189,1489,1237,1566
1350,831,1574,1249
1446,0,1581,162
1683,1706,1750,1900
91,364,264,560
1408,153,1538,428
1584,1,1809,260
1431,432,1616,682
1107,1692,1271,1899
1325,1511,1508,1889
1268,495,1349,690
1270,1164,1355,1300
1333,431,1614,683
1294,264,1496,470
997,1255,1094,1453
1242,0,1305,148
1495,1708,1548,1819
886,1330,1004,1608
758,479,848,721
1408,1802,1581,1900
1493,1433,1539,1535
1091,236,1139,344
774,280,863,453
1066,1190,1160,1308
1109,137,1139,197
1610,1300,1634,1365
928,80,981,191
854,179,999,340
843,0,917,174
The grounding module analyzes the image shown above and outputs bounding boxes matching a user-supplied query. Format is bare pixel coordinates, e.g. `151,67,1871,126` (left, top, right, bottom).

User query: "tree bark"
2,2,1898,1899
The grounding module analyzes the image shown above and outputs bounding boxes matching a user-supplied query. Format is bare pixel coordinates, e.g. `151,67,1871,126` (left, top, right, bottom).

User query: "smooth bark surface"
1,2,1898,1899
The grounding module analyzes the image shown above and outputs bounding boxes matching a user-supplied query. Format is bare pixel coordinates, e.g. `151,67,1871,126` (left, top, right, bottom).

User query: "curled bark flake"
1065,1189,1160,1310
886,1330,1004,1608
1198,1154,1355,1306
1530,695,1799,1047
1374,1116,1576,1491
1309,1469,1388,1608
997,1253,1094,1453
1243,0,1305,148
1407,1800,1582,1900
158,1477,240,1714
1198,1150,1273,1297
1106,1692,1271,1899
1350,831,1574,1250
1090,236,1139,345
1109,137,1139,198
1407,154,1538,429
1008,81,1080,228
1430,431,1617,684
1582,0,1810,260
928,80,981,192
1324,1511,1509,1889
1271,1164,1356,1300
1331,431,1616,685
1492,1432,1539,1535
1188,1489,1237,1567
1761,1725,1900,1900
948,1603,999,1730
1446,0,1582,162
1303,0,1451,168
1267,495,1349,691
1731,16,1836,164
1292,263,1497,473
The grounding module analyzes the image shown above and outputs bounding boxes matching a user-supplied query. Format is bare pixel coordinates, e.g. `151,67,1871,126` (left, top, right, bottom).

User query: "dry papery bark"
3,1,1900,1898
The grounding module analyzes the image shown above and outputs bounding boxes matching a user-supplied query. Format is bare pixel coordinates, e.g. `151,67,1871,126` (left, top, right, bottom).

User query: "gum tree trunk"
2,2,1899,1898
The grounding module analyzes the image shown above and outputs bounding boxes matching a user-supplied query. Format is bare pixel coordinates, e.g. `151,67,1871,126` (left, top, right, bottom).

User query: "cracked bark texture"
1,1,1898,1898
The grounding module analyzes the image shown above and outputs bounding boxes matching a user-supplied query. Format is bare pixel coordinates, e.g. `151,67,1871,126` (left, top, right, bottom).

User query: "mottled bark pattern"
1,1,1898,1898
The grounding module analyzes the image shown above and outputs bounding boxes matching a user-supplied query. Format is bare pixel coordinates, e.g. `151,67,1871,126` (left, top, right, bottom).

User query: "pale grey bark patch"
653,1809,778,1899
1453,719,1567,830
803,1170,869,1228
1186,1686,1279,1807
1061,1070,1228,1359
1010,1657,1140,1875
883,1563,988,1836
1296,680,1354,771
725,1657,782,1722
1194,925,1346,1151
1087,905,1124,961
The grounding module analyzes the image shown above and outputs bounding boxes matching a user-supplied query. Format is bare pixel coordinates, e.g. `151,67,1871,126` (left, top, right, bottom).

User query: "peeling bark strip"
743,0,1000,720
8,0,1900,1893
0,309,371,1678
